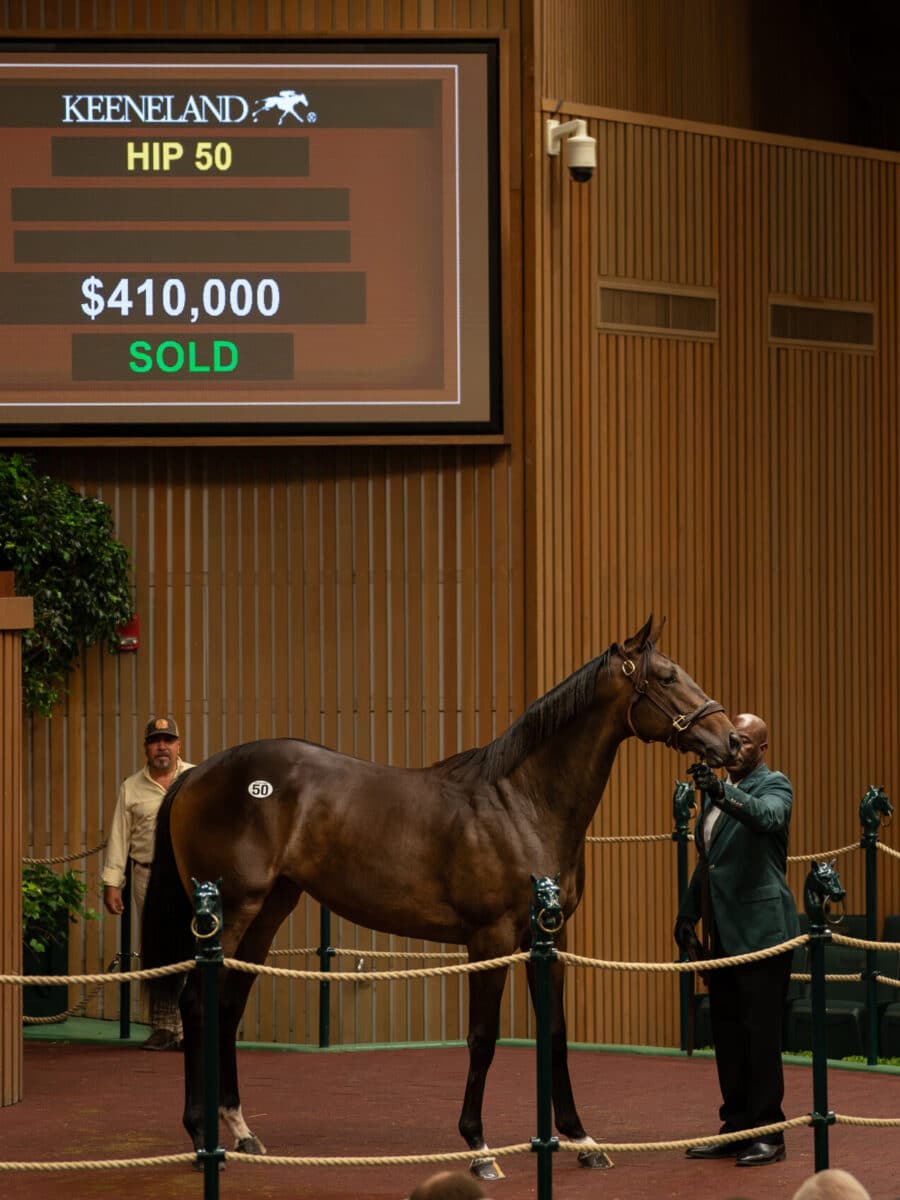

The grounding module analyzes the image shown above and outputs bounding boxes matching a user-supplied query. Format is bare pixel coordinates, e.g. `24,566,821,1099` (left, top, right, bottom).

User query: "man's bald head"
730,713,769,781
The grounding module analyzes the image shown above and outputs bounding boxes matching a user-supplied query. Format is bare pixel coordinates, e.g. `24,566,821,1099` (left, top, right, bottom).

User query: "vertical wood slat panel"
1,0,511,31
536,98,900,1048
1,595,32,1106
537,0,851,146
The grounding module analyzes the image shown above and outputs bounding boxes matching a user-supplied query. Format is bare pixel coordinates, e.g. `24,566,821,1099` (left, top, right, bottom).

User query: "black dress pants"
707,948,792,1139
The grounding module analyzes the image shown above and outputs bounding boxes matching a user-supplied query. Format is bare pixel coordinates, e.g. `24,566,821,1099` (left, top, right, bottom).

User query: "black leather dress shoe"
735,1140,786,1166
685,1140,744,1159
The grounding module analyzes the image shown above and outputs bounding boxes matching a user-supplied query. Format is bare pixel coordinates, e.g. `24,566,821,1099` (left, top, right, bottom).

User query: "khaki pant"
132,862,183,1036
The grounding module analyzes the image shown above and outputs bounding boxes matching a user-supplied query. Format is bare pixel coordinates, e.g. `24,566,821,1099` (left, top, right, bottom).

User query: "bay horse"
142,616,738,1176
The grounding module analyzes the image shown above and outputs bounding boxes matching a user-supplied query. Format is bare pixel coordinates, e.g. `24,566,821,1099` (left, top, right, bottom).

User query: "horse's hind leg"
216,965,266,1154
459,953,510,1182
525,951,613,1170
179,963,263,1157
219,877,302,1154
179,968,206,1153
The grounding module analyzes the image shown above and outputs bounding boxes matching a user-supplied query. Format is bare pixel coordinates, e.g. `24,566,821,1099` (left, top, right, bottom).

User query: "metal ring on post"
190,913,222,940
536,908,563,934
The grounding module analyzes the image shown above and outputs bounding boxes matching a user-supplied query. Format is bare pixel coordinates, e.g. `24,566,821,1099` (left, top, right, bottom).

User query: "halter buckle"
622,659,636,677
672,714,691,733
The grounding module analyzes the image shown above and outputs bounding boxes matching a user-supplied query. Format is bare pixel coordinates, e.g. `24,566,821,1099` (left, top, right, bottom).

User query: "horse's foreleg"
525,954,613,1170
459,961,509,1181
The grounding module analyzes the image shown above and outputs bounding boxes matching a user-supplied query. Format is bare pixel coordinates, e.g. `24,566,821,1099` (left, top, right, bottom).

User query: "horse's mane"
434,647,616,784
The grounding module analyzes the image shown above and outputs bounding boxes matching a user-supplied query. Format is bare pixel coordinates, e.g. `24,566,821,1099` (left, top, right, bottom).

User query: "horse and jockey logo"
252,89,318,125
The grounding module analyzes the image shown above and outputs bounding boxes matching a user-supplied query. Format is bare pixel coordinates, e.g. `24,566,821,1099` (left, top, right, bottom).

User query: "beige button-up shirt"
100,758,193,888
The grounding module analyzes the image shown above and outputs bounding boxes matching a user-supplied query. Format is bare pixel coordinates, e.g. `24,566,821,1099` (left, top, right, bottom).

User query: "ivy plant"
22,861,98,954
0,453,134,715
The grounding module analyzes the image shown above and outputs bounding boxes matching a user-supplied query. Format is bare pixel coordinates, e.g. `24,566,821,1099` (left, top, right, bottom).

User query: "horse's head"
804,859,846,928
613,616,739,767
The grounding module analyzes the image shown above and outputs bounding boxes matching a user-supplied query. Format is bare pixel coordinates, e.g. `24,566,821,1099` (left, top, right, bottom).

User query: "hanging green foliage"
22,861,98,954
0,453,134,716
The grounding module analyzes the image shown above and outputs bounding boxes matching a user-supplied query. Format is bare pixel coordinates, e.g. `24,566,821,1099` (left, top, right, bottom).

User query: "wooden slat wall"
537,0,852,147
7,0,529,1046
1,592,33,1106
533,97,900,1047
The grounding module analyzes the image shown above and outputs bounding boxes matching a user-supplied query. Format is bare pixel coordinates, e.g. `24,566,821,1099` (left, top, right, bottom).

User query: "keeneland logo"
60,88,318,125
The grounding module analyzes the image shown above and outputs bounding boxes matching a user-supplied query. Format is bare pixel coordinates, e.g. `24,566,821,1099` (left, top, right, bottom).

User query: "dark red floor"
2,1042,898,1199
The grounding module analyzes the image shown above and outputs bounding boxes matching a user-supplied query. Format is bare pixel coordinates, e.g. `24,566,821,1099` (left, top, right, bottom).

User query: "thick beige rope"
586,833,671,843
557,1114,813,1154
11,1113,900,1172
22,843,107,866
558,935,809,974
834,1113,900,1127
268,946,467,959
831,933,900,952
787,843,861,863
0,960,193,987
228,1144,531,1167
0,1153,197,1172
222,953,528,982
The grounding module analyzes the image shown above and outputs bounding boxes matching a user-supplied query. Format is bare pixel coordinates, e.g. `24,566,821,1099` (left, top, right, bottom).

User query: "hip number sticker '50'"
248,780,274,798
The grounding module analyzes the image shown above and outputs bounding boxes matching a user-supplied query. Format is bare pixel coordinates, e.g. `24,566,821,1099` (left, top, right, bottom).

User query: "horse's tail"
142,769,196,1007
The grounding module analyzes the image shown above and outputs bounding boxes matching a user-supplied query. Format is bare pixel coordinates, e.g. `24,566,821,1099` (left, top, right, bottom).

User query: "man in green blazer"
675,713,800,1167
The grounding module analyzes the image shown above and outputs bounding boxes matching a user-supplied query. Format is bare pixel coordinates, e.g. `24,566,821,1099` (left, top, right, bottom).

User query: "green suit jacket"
677,762,800,956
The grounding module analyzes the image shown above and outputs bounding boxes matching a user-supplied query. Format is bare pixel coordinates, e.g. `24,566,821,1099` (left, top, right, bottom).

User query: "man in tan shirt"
102,716,194,1050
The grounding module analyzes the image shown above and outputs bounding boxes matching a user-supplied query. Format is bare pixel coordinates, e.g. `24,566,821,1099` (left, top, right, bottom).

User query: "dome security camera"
565,130,596,183
545,117,597,184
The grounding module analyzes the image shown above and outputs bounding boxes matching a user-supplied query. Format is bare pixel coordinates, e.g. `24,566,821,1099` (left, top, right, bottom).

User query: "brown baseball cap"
144,716,180,741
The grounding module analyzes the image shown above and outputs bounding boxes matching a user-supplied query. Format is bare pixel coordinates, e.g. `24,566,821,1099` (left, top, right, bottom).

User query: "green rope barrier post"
671,780,695,1052
805,861,844,1172
859,786,892,1066
118,859,131,1040
192,878,226,1196
530,874,562,1200
317,905,335,1049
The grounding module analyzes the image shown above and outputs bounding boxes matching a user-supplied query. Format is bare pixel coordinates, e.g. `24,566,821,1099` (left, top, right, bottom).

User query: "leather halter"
619,651,725,750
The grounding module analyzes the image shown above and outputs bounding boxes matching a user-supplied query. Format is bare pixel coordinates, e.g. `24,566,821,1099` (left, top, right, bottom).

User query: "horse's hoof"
471,1156,505,1181
235,1135,267,1155
577,1148,613,1169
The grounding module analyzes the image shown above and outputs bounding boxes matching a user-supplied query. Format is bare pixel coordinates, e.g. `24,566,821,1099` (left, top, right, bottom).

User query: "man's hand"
103,885,124,916
674,917,703,961
688,761,725,800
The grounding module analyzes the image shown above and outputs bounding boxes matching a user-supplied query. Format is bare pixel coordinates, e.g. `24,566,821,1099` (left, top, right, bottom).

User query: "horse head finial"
672,779,696,833
530,873,563,937
804,860,846,931
859,785,892,837
190,876,223,944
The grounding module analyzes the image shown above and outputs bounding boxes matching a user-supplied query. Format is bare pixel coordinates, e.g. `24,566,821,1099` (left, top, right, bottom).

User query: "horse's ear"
623,614,666,653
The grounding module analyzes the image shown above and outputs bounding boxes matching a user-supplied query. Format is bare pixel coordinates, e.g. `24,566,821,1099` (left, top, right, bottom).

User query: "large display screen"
0,42,500,436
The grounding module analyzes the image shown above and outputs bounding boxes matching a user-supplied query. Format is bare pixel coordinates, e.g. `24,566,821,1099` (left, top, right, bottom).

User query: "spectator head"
407,1169,489,1200
790,1168,872,1200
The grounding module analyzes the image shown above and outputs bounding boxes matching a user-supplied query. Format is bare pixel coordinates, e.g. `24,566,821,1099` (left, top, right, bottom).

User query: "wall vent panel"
770,300,875,350
598,280,718,338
